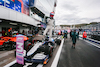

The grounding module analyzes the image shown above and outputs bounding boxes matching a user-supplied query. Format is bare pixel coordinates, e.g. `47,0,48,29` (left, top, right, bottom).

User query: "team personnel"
8,28,12,37
63,30,68,40
83,31,87,40
77,31,79,40
71,30,78,49
70,30,72,39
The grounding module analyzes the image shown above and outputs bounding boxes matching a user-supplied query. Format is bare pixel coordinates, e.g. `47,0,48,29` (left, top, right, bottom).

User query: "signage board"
0,0,32,15
16,36,24,65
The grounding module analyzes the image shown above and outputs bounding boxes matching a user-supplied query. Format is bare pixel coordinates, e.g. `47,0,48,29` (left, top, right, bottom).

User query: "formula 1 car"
0,35,32,50
24,35,61,64
0,36,3,39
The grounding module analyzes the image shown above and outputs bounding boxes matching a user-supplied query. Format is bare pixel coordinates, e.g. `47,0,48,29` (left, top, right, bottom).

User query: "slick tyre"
14,51,16,57
24,41,32,51
49,48,53,57
44,45,53,57
55,39,61,45
44,45,50,55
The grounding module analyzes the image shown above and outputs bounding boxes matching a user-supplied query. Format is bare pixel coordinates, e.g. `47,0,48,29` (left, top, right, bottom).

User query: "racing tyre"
24,41,32,51
27,45,33,51
8,42,15,50
11,42,16,49
2,43,7,50
44,45,50,55
55,39,61,45
49,48,53,57
2,48,5,51
44,45,53,57
14,51,16,57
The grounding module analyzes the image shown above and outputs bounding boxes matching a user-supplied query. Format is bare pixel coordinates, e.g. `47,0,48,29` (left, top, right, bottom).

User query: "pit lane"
0,49,16,67
2,45,59,67
2,36,62,67
10,45,60,67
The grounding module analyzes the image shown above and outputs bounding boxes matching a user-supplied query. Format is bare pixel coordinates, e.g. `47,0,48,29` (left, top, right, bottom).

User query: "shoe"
72,45,73,48
73,47,75,49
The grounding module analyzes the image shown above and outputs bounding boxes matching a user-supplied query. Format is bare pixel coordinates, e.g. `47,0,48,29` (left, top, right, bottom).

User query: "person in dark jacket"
71,30,78,49
2,30,5,36
77,31,79,40
64,30,68,40
70,30,72,39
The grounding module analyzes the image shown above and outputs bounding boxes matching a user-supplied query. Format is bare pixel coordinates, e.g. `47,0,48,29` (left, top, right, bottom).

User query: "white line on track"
85,40,100,48
51,39,64,67
37,64,43,67
0,51,14,59
79,37,100,49
4,60,16,67
23,63,32,67
0,58,11,65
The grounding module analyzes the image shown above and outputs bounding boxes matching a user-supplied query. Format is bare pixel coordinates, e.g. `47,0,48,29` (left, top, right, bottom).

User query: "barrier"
79,35,100,45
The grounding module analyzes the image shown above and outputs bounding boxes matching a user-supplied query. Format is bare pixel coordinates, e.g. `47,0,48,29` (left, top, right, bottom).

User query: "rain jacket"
72,32,78,44
83,31,87,38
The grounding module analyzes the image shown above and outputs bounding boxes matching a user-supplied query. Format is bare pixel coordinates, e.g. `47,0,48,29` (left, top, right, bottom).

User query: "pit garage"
0,19,37,37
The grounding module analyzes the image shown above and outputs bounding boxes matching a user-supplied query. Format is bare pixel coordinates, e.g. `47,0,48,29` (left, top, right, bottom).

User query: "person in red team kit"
83,31,87,40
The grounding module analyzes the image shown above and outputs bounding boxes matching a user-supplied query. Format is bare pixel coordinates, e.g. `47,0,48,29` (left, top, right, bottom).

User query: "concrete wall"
0,6,40,26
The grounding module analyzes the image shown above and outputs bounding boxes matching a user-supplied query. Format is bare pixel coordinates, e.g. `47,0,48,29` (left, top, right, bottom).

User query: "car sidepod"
24,53,49,64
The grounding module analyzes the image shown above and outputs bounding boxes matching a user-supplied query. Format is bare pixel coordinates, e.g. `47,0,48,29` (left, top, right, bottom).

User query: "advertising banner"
0,0,4,6
16,36,24,65
0,0,30,15
22,0,29,15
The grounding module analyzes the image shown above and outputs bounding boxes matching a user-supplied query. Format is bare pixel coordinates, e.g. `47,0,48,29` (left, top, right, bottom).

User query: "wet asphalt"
57,38,100,67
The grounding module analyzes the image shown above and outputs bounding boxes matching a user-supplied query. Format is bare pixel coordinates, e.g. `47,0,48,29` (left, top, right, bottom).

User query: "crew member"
83,31,87,40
